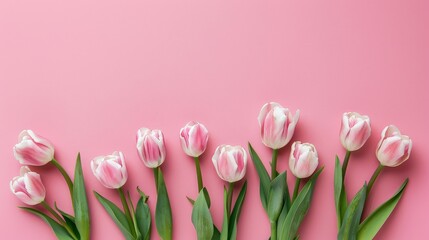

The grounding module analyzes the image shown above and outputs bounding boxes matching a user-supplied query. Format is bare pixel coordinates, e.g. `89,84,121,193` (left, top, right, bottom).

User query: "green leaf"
268,172,287,222
277,173,291,233
338,183,367,240
212,226,221,240
136,193,152,240
278,167,323,240
357,179,408,240
203,187,211,208
94,191,135,240
220,187,229,240
334,155,348,228
20,207,74,240
54,203,80,239
229,181,247,240
73,153,90,240
155,169,173,240
248,143,271,212
192,188,214,240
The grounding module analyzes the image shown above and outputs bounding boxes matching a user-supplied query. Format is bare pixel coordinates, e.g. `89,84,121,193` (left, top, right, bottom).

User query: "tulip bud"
212,145,247,183
10,166,46,205
180,121,209,157
258,102,300,150
340,112,371,151
136,128,166,168
13,130,55,166
91,151,128,189
289,141,319,179
376,125,412,167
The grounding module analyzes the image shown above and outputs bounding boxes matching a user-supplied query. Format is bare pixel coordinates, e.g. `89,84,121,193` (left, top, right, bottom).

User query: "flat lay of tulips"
9,102,412,240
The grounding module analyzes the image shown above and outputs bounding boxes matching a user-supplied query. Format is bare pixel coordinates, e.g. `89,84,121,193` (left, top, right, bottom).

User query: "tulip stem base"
51,158,74,197
270,221,277,240
118,187,136,237
271,149,279,180
292,178,301,202
194,157,204,193
342,151,351,178
367,164,384,195
41,201,78,240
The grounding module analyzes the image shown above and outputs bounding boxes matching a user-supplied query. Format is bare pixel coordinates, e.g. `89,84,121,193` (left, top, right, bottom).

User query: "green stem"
41,201,78,240
342,150,351,178
194,156,204,192
292,178,301,202
367,164,384,195
118,187,136,237
153,167,159,193
226,182,234,215
271,149,279,180
51,158,74,196
270,221,277,240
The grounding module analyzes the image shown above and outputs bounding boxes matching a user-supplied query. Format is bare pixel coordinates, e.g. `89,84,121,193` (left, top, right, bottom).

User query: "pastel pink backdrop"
1,1,428,239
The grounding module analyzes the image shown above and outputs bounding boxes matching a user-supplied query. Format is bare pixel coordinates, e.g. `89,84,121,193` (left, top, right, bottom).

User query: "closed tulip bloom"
289,142,319,179
258,102,300,150
180,121,209,157
10,166,46,205
13,130,55,166
137,128,166,168
340,112,371,151
212,145,247,183
376,125,412,167
91,151,128,189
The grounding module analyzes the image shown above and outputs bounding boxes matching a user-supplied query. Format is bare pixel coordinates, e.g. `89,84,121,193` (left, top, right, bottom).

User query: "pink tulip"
136,128,166,168
212,145,247,183
340,112,371,151
10,166,46,205
376,125,412,167
289,141,319,179
258,102,300,150
180,121,209,157
91,151,128,189
13,130,55,166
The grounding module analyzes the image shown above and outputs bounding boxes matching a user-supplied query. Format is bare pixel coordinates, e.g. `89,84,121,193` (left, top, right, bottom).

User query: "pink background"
1,1,428,239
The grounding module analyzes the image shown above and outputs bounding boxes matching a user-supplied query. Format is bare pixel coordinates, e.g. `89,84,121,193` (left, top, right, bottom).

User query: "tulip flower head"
91,151,128,189
13,130,55,166
136,128,166,168
212,145,247,183
376,125,412,167
340,112,371,151
289,141,319,179
10,166,46,205
180,121,209,157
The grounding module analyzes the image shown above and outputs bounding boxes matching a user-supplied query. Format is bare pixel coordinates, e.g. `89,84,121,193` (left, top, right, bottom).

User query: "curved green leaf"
268,172,286,222
248,143,271,212
357,178,408,240
192,188,214,240
54,203,80,239
136,193,152,240
335,155,348,228
338,183,367,240
155,169,173,240
73,153,90,240
229,181,247,240
20,207,74,240
278,167,323,240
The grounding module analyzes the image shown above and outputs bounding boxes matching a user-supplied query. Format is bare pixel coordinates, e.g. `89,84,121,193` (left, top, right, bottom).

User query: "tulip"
91,151,128,189
13,130,54,166
340,112,371,151
180,121,209,157
258,102,300,150
376,125,412,167
289,141,319,179
212,145,247,183
10,166,46,205
137,128,166,168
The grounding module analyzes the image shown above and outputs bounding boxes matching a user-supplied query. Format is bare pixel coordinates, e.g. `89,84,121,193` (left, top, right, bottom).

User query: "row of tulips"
9,102,412,240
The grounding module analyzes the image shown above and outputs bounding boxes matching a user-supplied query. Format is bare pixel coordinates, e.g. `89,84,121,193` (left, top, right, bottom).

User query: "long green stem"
270,221,277,240
342,150,351,178
41,201,78,240
118,187,136,237
51,158,74,196
226,182,234,215
271,149,279,180
367,164,384,195
194,157,204,192
153,167,159,193
292,178,301,202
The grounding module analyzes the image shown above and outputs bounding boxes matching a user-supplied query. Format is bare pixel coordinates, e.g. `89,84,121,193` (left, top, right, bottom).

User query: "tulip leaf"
94,191,135,240
20,207,75,240
54,203,80,239
334,155,348,228
338,183,367,240
192,188,214,240
155,169,173,240
136,193,152,240
248,143,271,212
203,187,212,208
277,172,291,232
268,172,287,222
278,167,323,240
72,153,90,240
212,226,221,240
357,178,408,240
229,181,247,240
220,187,229,240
